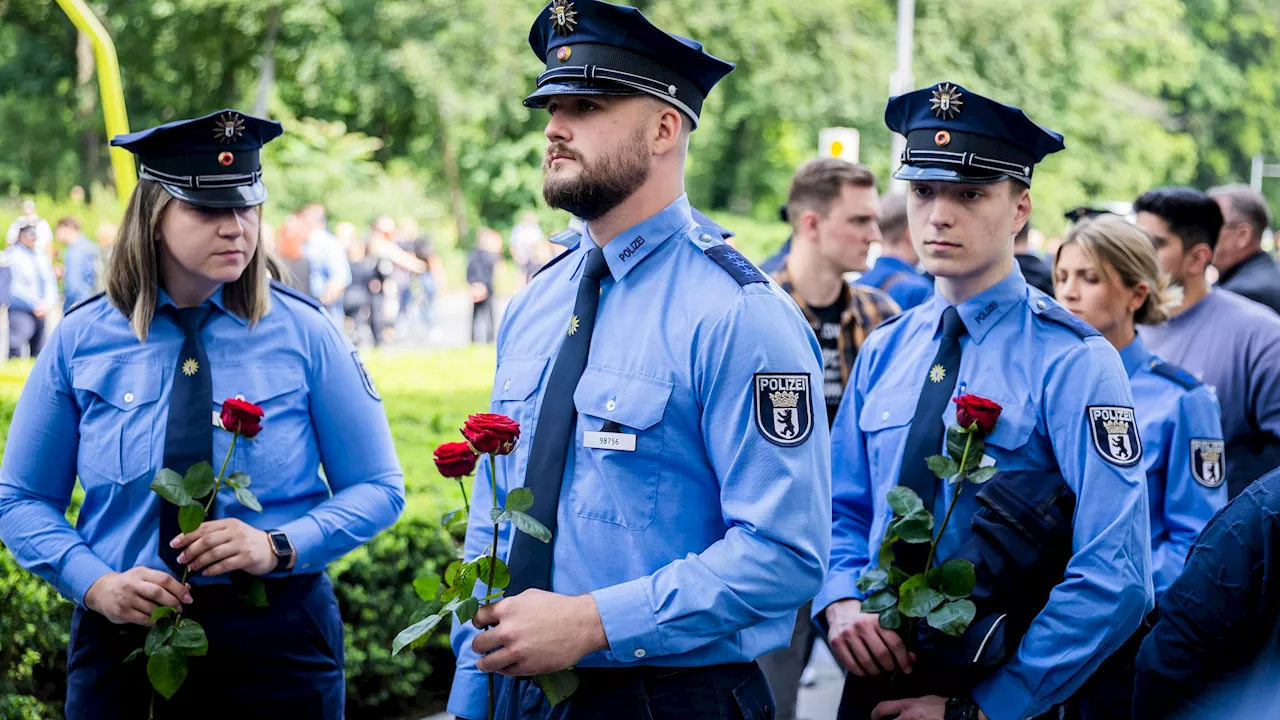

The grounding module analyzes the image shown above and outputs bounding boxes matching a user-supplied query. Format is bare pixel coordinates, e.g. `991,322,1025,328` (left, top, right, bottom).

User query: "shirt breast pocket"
979,397,1037,455
858,391,915,475
570,366,673,530
213,366,307,476
493,356,550,484
72,362,163,486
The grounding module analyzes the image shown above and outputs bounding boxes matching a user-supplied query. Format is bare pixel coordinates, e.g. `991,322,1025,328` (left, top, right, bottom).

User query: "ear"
1129,280,1151,314
651,106,684,156
1190,243,1215,273
1011,185,1032,237
796,209,823,242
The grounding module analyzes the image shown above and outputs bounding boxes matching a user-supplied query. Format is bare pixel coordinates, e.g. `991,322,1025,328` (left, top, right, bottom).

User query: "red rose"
434,442,480,478
462,413,521,456
220,398,264,439
955,394,1002,434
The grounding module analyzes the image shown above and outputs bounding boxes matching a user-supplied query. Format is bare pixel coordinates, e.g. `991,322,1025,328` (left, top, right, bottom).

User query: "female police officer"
1054,215,1227,599
0,110,404,718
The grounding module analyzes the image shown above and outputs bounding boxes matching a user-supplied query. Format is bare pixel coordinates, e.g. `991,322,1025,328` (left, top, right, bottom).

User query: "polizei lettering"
618,237,645,262
757,375,807,393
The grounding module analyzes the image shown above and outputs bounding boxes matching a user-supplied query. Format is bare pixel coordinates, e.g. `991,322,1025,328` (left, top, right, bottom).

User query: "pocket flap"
495,356,549,402
72,362,162,411
983,399,1036,451
213,367,305,407
859,391,915,432
573,366,672,431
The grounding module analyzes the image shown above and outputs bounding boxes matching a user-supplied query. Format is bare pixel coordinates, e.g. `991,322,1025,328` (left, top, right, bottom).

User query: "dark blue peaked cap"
525,0,734,129
111,109,283,209
885,82,1064,186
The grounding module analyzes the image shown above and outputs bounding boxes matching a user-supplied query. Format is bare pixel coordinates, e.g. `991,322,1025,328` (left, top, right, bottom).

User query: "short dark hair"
56,216,80,232
878,194,909,246
787,158,877,223
1133,187,1223,253
1209,184,1271,242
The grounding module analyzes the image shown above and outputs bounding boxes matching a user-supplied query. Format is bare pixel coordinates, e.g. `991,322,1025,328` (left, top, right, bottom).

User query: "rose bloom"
220,398,265,438
954,394,1002,434
462,413,521,455
435,442,480,478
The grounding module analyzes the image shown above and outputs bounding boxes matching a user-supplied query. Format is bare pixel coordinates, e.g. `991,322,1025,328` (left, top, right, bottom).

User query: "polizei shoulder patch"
1087,406,1142,466
754,373,814,447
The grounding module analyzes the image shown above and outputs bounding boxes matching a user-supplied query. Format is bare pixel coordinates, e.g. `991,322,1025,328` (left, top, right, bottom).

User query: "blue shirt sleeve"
277,313,405,572
588,289,831,665
0,325,114,604
972,339,1154,720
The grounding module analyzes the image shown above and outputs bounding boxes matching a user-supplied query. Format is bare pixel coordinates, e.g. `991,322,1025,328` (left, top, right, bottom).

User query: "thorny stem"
179,435,238,590
486,453,499,720
925,431,974,572
457,477,471,516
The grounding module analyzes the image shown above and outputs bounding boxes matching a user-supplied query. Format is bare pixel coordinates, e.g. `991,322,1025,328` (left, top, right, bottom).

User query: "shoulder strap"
1150,361,1202,390
532,244,578,279
1036,303,1101,339
269,279,324,311
63,291,106,318
878,270,910,293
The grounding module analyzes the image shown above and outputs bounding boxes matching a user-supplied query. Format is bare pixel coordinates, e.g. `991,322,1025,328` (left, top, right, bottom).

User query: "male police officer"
447,3,831,719
816,84,1152,720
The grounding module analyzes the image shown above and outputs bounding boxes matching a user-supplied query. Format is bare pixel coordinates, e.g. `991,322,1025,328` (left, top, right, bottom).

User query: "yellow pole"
54,0,136,202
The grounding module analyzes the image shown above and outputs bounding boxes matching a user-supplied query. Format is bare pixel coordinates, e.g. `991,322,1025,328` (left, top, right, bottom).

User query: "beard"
542,125,651,221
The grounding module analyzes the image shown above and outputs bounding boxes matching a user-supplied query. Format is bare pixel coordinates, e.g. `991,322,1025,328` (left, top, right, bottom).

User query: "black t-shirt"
810,298,845,427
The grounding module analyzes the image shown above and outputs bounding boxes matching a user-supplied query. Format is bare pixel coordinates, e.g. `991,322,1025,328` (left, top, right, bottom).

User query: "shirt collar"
873,255,916,274
156,286,245,326
1219,250,1273,284
1118,334,1152,378
585,195,693,282
923,264,1027,344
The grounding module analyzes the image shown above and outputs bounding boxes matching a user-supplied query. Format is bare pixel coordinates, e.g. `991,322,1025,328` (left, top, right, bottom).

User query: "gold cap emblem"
212,112,245,144
549,0,578,36
930,83,964,120
935,130,951,146
557,46,572,62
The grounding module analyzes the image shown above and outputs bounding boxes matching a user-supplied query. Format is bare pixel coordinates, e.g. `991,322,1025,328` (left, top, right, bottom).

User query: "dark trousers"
473,297,496,344
8,307,44,358
496,662,774,720
759,600,818,720
65,573,344,720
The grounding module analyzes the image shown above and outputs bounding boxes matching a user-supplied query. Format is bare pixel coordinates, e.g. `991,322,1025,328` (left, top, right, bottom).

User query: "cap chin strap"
535,65,700,127
140,164,262,190
901,148,1031,185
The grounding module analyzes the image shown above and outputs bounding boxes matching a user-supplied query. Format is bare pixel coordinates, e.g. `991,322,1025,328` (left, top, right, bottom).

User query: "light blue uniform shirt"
1120,335,1226,598
305,229,352,302
62,237,101,310
817,266,1153,720
856,255,933,311
448,195,831,719
7,244,58,313
0,284,405,606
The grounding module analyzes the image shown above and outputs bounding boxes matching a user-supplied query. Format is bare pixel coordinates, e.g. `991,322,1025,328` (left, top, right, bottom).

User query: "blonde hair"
1054,215,1168,326
105,180,280,341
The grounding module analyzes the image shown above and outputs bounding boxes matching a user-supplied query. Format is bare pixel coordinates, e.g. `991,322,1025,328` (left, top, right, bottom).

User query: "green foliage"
0,550,71,718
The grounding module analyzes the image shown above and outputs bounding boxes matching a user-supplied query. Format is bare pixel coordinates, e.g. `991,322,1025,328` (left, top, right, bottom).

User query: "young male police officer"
816,84,1153,720
447,3,831,719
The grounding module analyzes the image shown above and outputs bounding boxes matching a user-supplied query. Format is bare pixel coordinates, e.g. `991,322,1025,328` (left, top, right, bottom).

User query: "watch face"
270,532,292,555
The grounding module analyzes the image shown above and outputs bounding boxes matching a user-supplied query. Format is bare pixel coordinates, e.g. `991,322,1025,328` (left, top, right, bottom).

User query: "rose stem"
925,430,974,572
486,452,499,720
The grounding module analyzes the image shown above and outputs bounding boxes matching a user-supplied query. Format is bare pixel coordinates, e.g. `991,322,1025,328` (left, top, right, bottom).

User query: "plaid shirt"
771,261,902,387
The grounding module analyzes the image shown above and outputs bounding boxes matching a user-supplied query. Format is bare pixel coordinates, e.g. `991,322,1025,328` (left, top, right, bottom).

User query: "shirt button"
235,394,245,401
606,400,617,412
503,379,512,391
633,648,646,658
1037,300,1047,310
123,392,135,404
882,411,890,420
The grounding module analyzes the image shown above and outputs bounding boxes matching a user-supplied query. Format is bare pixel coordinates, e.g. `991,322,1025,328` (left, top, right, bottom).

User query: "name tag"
584,431,636,452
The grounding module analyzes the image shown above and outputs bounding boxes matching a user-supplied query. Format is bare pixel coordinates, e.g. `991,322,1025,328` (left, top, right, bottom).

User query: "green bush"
0,551,72,719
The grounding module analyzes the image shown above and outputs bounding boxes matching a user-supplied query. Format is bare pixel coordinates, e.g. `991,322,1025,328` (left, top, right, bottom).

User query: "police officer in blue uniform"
817,84,1152,720
448,3,831,719
0,110,405,718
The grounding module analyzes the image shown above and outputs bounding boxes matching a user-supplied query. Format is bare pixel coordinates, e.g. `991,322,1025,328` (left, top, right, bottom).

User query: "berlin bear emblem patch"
754,373,813,447
1190,439,1225,488
1087,406,1142,466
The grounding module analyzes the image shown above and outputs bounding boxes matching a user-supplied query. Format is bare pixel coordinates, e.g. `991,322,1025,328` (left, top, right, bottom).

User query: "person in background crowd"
58,217,100,311
1208,184,1280,315
274,215,314,297
301,203,351,321
760,203,793,275
397,217,446,334
466,227,502,344
1136,187,1280,499
344,234,390,348
509,211,545,284
1015,216,1055,297
6,198,52,251
856,193,932,309
761,157,898,720
94,221,117,280
368,216,427,335
1134,467,1280,719
7,224,58,358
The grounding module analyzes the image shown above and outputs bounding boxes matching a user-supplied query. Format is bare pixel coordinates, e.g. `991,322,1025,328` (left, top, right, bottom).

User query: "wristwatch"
945,695,980,720
267,530,295,573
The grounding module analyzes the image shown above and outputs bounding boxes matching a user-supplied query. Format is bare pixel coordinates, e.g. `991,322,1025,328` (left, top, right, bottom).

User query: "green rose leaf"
899,572,930,595
925,455,960,481
150,469,194,507
241,578,269,608
946,425,969,459
475,555,511,591
233,486,263,513
506,487,535,513
442,508,468,531
877,537,896,569
886,486,924,517
456,561,480,599
445,561,462,587
856,568,889,594
391,613,446,655
455,596,481,624
147,645,188,699
145,620,174,656
535,669,581,706
440,585,460,604
928,559,977,600
899,584,945,618
177,503,205,534
887,566,911,589
507,510,552,543
926,599,977,637
861,590,898,613
962,438,986,471
183,462,216,499
226,471,251,489
414,575,442,602
967,466,997,485
150,606,177,624
490,507,505,524
124,648,144,663
878,606,903,630
891,510,934,544
171,618,208,657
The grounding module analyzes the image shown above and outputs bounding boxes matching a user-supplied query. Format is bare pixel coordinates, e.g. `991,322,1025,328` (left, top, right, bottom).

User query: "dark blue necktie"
159,306,214,575
894,306,966,574
507,248,609,596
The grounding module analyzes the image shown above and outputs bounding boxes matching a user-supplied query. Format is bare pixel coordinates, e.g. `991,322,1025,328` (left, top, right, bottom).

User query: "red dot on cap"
557,46,572,62
935,131,951,147
218,152,234,166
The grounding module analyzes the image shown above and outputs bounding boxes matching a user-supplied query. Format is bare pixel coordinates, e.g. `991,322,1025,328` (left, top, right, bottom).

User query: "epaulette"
548,229,580,248
1149,360,1202,390
1031,297,1100,339
532,242,580,279
269,279,324,311
874,311,908,331
63,291,106,318
688,230,767,287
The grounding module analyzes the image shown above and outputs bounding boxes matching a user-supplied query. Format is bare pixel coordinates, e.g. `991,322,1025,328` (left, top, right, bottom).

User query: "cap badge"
557,45,572,62
218,151,235,166
212,112,245,144
549,0,579,36
930,83,964,120
934,130,951,146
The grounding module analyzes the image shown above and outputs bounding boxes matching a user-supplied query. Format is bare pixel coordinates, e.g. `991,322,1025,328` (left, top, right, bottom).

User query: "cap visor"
161,182,267,209
893,165,1011,185
524,81,645,108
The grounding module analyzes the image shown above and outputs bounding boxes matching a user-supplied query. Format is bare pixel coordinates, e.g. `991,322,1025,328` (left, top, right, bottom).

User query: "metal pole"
1252,153,1265,193
890,0,915,193
54,0,136,203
